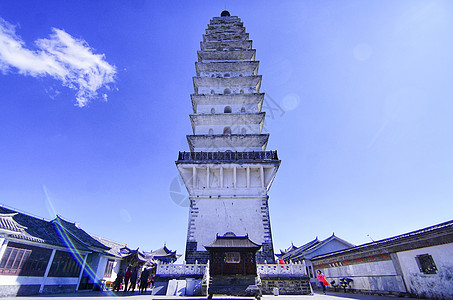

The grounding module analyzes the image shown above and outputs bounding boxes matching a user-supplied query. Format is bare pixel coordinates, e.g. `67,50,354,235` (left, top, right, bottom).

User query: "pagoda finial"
221,10,230,17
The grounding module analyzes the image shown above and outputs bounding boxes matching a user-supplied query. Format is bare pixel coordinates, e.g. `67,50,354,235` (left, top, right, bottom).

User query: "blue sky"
1,0,452,256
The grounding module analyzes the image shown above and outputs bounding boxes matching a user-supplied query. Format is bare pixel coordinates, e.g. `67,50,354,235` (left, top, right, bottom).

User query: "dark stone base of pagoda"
256,240,276,264
208,275,257,297
185,242,210,264
260,275,312,295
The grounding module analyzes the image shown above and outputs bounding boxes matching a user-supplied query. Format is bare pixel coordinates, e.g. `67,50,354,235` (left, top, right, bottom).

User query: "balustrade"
256,263,306,276
177,151,279,162
156,262,305,276
156,262,207,276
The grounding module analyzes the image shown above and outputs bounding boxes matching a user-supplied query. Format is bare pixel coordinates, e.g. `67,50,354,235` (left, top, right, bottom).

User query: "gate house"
205,232,261,276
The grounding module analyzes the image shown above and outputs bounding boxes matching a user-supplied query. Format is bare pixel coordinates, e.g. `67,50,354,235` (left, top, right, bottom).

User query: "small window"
415,254,438,274
208,128,214,135
239,74,243,77
241,107,246,113
223,127,231,134
211,108,215,114
210,89,215,95
240,89,244,94
241,128,247,134
224,73,230,77
104,260,115,278
224,88,231,94
211,74,215,78
224,106,232,113
224,252,240,263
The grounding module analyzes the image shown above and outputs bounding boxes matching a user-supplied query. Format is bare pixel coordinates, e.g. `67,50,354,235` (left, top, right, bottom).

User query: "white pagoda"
176,10,280,264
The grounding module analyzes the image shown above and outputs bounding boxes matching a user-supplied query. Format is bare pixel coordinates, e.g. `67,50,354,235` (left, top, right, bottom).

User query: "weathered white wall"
397,243,453,299
322,260,406,293
96,256,108,281
109,259,121,282
0,275,79,285
191,197,266,251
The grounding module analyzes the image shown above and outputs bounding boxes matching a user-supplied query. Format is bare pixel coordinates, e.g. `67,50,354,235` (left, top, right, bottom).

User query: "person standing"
139,267,150,294
316,270,329,294
128,267,138,292
124,266,132,292
112,269,124,292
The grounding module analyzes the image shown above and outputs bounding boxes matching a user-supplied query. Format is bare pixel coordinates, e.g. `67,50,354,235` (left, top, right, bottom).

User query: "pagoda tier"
196,61,259,76
193,76,261,94
198,50,256,62
206,27,246,35
176,151,279,195
203,32,249,42
208,19,242,26
191,93,264,114
201,40,252,51
187,133,269,152
189,112,265,135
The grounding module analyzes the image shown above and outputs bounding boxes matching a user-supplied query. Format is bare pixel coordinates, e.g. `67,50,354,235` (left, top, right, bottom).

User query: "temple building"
176,10,280,264
0,205,175,296
144,245,181,264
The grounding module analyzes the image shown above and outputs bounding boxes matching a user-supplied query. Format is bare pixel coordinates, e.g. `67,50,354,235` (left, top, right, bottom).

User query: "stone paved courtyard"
3,290,419,300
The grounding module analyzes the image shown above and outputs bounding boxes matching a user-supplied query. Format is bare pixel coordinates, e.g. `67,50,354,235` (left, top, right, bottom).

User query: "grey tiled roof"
55,216,110,250
91,235,125,258
281,237,319,260
143,245,181,260
146,245,175,257
312,219,453,261
0,206,95,252
205,233,261,249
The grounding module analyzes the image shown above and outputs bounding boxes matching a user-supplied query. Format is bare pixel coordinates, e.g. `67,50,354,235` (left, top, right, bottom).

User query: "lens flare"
42,185,118,296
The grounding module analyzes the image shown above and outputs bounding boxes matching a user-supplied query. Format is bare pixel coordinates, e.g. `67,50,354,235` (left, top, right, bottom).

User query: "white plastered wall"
190,197,266,251
396,243,453,299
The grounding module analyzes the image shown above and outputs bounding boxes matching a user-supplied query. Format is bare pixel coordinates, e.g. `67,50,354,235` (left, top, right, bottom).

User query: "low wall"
318,258,407,295
260,275,311,295
257,263,306,276
155,263,310,296
0,285,40,297
0,275,79,297
156,263,206,276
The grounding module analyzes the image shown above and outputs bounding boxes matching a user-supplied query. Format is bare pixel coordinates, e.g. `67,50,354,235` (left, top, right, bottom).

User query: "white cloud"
0,18,116,107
